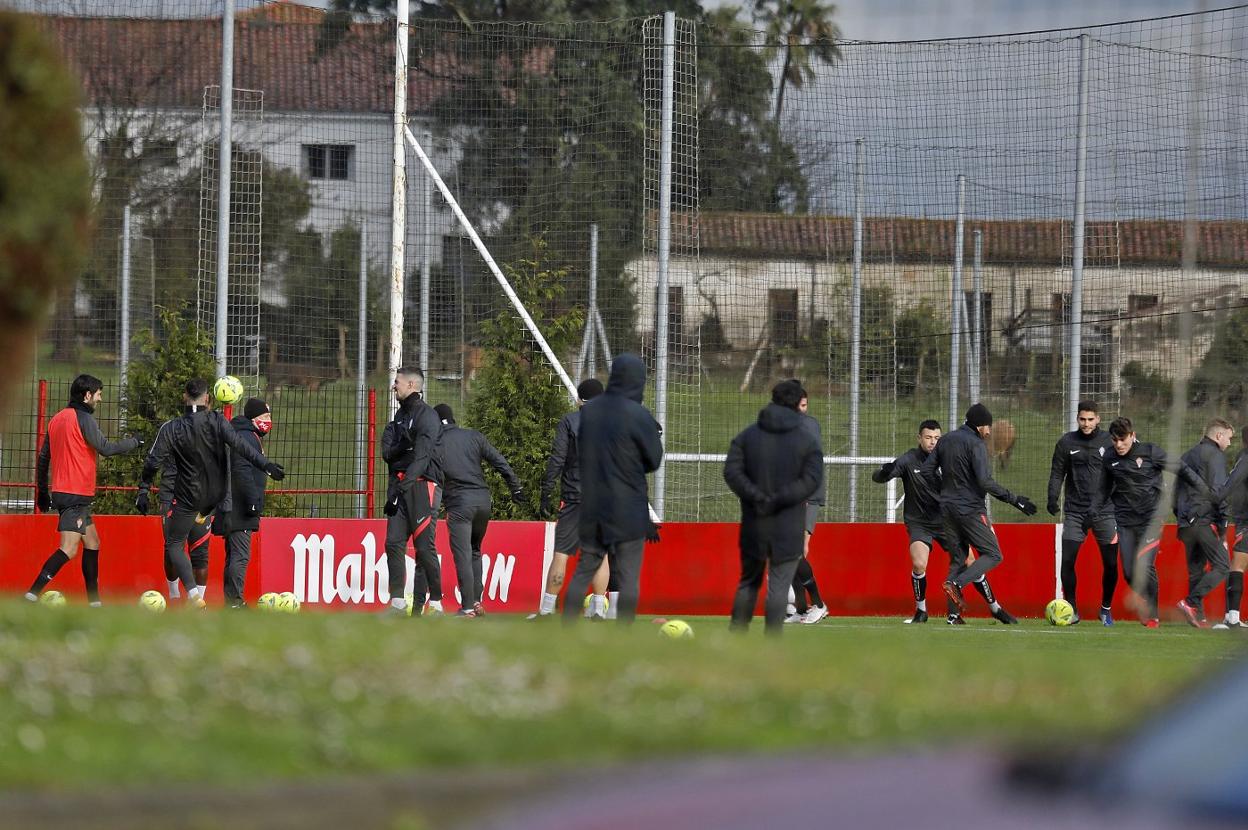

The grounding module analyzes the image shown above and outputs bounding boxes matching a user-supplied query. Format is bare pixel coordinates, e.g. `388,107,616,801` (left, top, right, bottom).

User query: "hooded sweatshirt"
577,354,664,546
723,402,823,562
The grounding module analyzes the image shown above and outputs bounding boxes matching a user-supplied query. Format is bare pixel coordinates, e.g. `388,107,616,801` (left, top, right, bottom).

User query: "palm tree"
752,0,842,124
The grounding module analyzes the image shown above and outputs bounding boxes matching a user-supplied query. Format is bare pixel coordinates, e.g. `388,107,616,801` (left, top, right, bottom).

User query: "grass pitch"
0,601,1243,792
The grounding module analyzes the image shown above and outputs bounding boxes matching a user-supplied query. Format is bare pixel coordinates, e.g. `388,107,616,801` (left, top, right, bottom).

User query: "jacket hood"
230,413,260,435
758,402,803,433
607,354,647,403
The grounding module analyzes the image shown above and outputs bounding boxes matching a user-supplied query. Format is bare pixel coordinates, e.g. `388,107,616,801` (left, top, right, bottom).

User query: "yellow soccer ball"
40,590,66,607
138,590,167,613
212,375,245,405
275,591,301,614
1045,598,1075,626
256,592,279,611
659,619,694,639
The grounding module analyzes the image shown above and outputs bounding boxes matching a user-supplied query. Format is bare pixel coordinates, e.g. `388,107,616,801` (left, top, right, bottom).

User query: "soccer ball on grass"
138,590,167,613
256,592,278,611
40,590,66,607
212,375,245,405
275,591,301,613
659,619,694,639
1045,598,1075,626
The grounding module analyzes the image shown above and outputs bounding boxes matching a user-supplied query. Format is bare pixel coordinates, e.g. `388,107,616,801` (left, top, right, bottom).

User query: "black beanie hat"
577,378,604,402
243,398,270,420
434,403,455,424
965,402,993,428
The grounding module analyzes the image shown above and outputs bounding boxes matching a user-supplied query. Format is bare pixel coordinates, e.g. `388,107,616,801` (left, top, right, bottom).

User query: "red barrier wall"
0,516,1228,620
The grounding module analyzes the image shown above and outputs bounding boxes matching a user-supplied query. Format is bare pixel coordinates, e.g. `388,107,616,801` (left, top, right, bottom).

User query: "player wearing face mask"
214,398,277,608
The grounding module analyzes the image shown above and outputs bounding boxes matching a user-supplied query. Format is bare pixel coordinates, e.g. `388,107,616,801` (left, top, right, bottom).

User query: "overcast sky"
10,0,1218,40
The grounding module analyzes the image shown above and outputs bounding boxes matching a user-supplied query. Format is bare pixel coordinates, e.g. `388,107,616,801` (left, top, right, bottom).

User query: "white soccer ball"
212,375,245,405
138,590,167,613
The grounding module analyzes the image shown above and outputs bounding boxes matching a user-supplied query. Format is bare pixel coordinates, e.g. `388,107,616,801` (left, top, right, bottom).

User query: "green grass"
0,600,1242,791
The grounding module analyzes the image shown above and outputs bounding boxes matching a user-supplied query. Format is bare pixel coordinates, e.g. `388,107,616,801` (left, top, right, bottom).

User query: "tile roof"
35,5,485,114
682,212,1248,268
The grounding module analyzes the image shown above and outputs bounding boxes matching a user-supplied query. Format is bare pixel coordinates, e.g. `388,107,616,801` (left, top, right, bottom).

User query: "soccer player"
1174,418,1234,628
724,380,823,634
381,367,444,616
533,378,610,619
137,379,283,606
561,354,663,625
28,374,142,605
1104,416,1207,627
788,384,829,624
139,414,210,600
1047,400,1118,625
1206,427,1248,629
932,403,1037,617
433,403,524,617
875,419,1015,625
214,398,274,608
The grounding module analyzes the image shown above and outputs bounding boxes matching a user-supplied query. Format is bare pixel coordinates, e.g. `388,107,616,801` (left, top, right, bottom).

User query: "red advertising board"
0,514,1230,621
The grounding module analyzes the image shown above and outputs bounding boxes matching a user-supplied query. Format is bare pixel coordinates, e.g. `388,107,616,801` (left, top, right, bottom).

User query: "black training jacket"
724,403,822,562
1047,428,1114,517
1174,437,1229,526
140,407,271,515
437,423,521,510
380,392,444,501
873,446,941,526
141,418,179,505
217,415,269,534
1104,440,1200,528
1211,448,1248,524
541,409,582,506
578,354,664,547
925,422,1019,516
800,412,826,507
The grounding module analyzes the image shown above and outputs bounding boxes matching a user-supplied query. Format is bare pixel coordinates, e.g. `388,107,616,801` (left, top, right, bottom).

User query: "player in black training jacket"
876,419,1015,625
1047,400,1118,625
926,403,1037,620
1206,427,1248,629
1173,418,1234,628
1104,416,1208,628
433,403,523,617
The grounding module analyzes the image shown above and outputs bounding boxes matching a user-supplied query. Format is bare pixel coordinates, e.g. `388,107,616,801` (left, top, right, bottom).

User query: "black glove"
243,503,259,518
754,495,775,517
645,521,661,543
130,434,145,449
540,493,553,517
383,492,400,517
1015,495,1038,516
1046,499,1059,516
264,462,286,481
135,490,150,515
36,490,51,513
511,486,526,505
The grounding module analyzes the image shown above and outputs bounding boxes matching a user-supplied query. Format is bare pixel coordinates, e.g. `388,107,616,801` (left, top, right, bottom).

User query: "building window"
1127,294,1159,315
304,144,353,180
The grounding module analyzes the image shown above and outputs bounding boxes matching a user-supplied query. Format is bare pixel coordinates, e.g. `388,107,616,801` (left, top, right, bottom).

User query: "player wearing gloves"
380,367,444,616
1047,400,1118,625
212,398,275,608
433,403,524,617
28,374,142,605
926,403,1037,617
136,379,284,607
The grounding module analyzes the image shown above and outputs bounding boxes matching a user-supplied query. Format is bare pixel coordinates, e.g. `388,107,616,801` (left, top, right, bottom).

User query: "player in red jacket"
27,374,141,605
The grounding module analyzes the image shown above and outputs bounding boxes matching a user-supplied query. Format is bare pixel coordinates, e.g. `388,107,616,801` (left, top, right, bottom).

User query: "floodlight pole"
1068,33,1091,430
214,0,235,377
119,204,132,420
970,229,983,403
388,0,409,403
420,130,432,379
356,227,368,518
949,174,966,430
849,137,864,521
653,10,676,520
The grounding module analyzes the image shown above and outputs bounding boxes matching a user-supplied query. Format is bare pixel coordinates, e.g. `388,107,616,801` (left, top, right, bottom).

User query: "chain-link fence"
2,1,1245,523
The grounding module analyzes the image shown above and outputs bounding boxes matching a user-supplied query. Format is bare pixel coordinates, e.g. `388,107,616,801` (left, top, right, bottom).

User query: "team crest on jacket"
1136,456,1144,467
1099,446,1105,456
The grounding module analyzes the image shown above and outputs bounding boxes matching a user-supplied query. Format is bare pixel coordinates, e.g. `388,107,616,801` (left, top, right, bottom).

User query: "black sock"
912,572,926,603
81,548,100,603
796,558,823,607
972,577,996,606
1060,539,1081,605
29,550,71,595
1228,572,1244,617
1100,542,1119,608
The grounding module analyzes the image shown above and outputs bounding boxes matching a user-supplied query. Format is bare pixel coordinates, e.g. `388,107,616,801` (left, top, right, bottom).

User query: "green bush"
461,239,584,520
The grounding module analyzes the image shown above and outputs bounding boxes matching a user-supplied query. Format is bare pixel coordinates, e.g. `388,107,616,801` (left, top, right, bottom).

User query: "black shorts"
1061,511,1117,545
906,520,946,551
554,502,580,555
51,493,94,533
1234,526,1248,555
